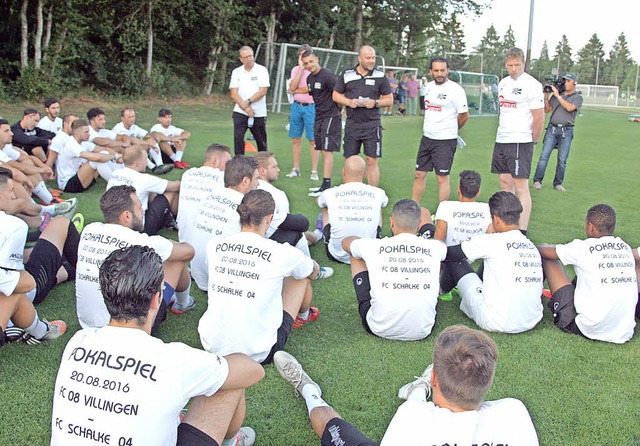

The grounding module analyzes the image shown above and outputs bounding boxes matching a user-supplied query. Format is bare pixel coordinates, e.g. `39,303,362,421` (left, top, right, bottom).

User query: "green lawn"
1,99,639,445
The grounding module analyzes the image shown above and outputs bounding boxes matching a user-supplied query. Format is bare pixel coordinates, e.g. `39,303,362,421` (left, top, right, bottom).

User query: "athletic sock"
175,282,191,305
33,181,54,204
150,147,164,166
520,229,528,236
301,383,329,415
25,313,48,339
175,151,183,162
407,387,427,402
297,309,310,320
169,153,177,162
90,158,118,182
63,220,81,266
146,158,156,169
321,178,331,189
313,229,323,242
40,204,56,215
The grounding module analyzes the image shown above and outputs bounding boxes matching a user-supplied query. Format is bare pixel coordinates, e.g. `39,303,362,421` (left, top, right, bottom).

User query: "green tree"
605,33,633,86
553,35,573,74
575,34,604,85
472,24,502,77
531,41,555,81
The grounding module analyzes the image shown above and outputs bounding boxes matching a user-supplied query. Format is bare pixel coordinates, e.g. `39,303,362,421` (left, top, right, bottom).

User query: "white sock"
25,313,47,339
297,309,310,319
313,229,323,242
170,153,177,162
301,383,328,415
219,437,236,446
175,283,191,305
175,151,183,161
146,158,156,169
90,157,119,182
40,204,56,215
408,387,427,402
33,181,53,204
150,146,163,165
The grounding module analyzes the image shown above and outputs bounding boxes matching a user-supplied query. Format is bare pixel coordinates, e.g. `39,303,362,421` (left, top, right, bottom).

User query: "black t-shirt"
307,68,341,120
334,65,391,127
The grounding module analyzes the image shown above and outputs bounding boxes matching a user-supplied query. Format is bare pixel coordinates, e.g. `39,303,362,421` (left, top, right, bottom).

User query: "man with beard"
412,57,469,205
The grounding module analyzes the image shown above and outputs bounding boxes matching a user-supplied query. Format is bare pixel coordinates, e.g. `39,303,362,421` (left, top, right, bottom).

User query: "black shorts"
491,142,534,179
24,239,63,305
548,284,583,336
322,224,340,263
64,174,96,193
321,417,379,446
261,311,295,365
176,423,219,446
419,96,425,110
144,195,173,235
314,116,342,153
415,136,457,175
343,125,382,158
353,271,374,334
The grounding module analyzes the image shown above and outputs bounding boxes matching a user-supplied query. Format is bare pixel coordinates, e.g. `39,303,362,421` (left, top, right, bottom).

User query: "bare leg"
182,389,245,445
365,156,380,187
163,261,190,292
291,137,302,170
77,162,100,188
310,407,343,439
164,191,179,216
282,277,309,319
435,174,451,203
0,293,36,329
349,257,367,278
411,170,427,203
513,177,532,230
309,140,318,173
322,151,333,180
541,258,571,293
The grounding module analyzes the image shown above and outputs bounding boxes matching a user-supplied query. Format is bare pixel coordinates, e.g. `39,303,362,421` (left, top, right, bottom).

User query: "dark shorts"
176,423,219,446
24,239,63,305
261,311,295,365
397,95,407,105
314,116,342,153
415,136,457,175
353,271,374,334
321,417,379,446
322,224,340,263
343,125,382,158
64,174,96,193
491,142,534,178
144,194,173,235
0,326,5,348
548,284,583,336
419,96,425,110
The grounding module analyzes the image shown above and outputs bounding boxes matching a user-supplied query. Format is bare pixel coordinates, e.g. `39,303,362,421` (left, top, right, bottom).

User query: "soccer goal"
576,84,620,107
449,70,500,116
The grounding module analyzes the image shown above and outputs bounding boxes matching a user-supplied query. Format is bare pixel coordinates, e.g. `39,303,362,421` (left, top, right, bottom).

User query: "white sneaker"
285,168,300,178
554,184,566,192
533,181,542,190
310,171,319,181
397,364,433,400
23,319,67,345
233,427,256,446
273,350,321,397
315,266,334,280
53,197,78,219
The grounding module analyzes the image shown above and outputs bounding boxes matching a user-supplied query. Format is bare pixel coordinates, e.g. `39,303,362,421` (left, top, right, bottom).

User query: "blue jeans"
533,125,574,186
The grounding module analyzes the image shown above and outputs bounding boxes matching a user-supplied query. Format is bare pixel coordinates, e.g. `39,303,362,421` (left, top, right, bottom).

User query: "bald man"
333,46,393,187
317,156,388,264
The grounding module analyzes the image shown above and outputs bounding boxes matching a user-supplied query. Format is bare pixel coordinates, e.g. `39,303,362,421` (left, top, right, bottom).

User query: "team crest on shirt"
424,100,442,112
314,82,321,89
499,95,517,109
511,87,522,95
437,93,447,100
251,76,258,81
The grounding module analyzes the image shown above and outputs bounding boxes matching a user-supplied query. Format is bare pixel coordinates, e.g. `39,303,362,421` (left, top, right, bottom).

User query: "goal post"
449,70,500,116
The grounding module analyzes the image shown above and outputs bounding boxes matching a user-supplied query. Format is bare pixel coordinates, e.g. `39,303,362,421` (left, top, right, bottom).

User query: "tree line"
1,0,636,101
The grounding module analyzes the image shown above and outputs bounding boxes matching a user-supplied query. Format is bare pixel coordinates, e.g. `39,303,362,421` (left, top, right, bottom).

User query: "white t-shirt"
89,126,118,143
177,166,225,242
2,143,21,161
199,231,313,362
350,233,447,340
112,122,148,139
0,212,28,295
57,137,90,189
435,200,491,246
381,398,539,446
50,326,229,446
76,222,173,329
189,187,244,291
318,182,388,263
422,80,468,140
149,123,184,138
37,116,62,133
50,131,70,154
419,81,428,96
257,179,289,238
556,237,638,343
496,72,544,143
229,63,270,117
461,230,543,333
107,167,168,211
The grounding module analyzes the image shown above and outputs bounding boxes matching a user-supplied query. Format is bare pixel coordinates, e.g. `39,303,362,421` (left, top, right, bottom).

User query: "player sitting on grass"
441,191,543,333
538,204,639,343
342,199,446,340
199,189,322,365
51,245,263,446
76,185,196,334
273,325,539,445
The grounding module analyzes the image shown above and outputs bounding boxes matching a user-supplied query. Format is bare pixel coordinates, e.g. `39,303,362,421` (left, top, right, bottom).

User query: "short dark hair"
23,108,38,116
587,204,616,235
238,189,275,227
44,98,59,108
158,108,172,117
205,143,231,158
429,57,449,69
100,185,137,223
0,167,14,188
505,47,525,61
87,107,105,121
0,118,9,126
224,155,258,188
488,191,522,226
63,114,78,125
459,170,481,199
99,245,164,324
71,119,88,132
392,199,421,230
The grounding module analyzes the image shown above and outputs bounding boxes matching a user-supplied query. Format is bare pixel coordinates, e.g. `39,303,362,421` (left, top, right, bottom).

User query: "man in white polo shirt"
318,155,388,264
107,145,181,235
36,98,63,133
229,45,270,156
177,143,231,242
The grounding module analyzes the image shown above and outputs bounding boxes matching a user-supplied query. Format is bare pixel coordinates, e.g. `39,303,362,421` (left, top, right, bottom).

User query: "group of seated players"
1,100,639,445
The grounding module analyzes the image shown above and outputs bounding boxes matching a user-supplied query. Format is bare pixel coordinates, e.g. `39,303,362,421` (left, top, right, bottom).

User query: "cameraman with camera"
533,73,583,192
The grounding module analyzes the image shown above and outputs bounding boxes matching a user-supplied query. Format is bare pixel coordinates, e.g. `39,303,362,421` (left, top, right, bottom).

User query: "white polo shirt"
422,80,468,140
229,63,270,117
496,72,544,143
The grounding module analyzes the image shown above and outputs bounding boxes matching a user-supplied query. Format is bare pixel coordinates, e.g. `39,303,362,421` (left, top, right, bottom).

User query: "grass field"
1,98,639,445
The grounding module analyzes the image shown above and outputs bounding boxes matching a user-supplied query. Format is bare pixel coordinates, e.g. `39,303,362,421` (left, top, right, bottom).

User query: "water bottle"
248,117,254,128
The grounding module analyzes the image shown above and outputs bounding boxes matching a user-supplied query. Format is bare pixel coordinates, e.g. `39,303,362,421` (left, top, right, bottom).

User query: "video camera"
543,76,566,94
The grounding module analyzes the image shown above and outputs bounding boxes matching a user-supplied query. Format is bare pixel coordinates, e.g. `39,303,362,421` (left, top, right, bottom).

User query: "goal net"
449,70,500,116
